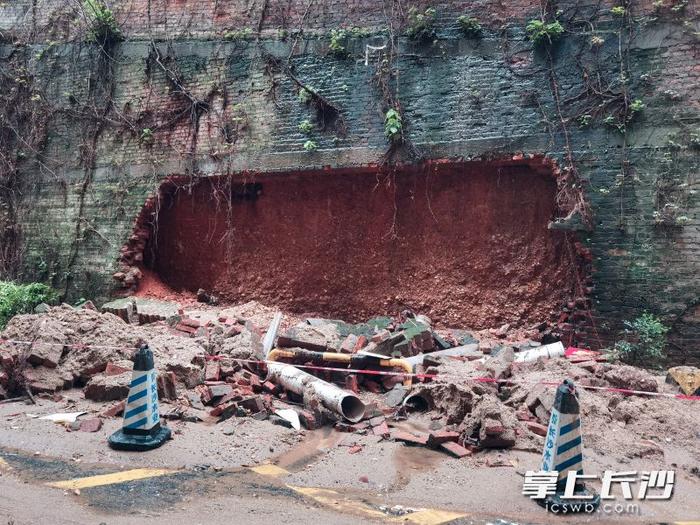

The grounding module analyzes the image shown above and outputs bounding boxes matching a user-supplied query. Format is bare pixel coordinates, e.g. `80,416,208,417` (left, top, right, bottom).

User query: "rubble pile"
1,300,698,465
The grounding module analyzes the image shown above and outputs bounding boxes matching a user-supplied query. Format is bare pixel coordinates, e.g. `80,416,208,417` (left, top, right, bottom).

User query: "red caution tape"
1,337,697,401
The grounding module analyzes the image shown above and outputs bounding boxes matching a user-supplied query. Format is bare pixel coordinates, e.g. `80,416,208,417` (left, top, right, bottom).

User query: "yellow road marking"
250,464,290,478
399,509,467,525
287,485,387,520
46,468,174,490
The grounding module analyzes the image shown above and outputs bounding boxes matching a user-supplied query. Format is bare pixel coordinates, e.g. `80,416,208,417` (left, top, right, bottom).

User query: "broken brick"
262,381,279,394
340,334,358,354
157,372,178,401
175,323,198,335
299,410,320,430
180,318,201,328
427,430,460,447
79,418,103,433
196,384,213,405
353,335,368,353
105,362,131,376
526,421,548,437
28,342,63,369
345,374,359,393
392,431,428,446
368,416,385,427
238,396,264,413
440,441,471,458
212,402,239,420
101,400,125,418
335,421,368,433
482,417,505,436
348,444,363,454
205,362,221,382
208,384,234,398
372,421,390,438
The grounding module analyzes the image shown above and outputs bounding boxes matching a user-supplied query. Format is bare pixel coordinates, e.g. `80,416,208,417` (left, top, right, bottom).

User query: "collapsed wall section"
134,160,582,329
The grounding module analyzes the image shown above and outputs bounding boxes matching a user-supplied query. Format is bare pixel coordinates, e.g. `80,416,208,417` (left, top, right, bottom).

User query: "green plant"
630,99,645,112
0,281,58,329
611,6,626,16
298,119,313,133
604,114,626,133
223,28,253,41
525,19,564,46
328,27,369,56
298,87,313,104
613,313,669,366
577,114,593,127
83,0,122,45
329,29,347,55
457,15,481,37
384,108,403,141
406,7,437,41
303,140,318,151
140,128,154,143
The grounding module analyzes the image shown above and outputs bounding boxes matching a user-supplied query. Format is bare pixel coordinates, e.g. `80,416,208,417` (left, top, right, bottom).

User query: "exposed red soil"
144,161,579,329
136,267,197,305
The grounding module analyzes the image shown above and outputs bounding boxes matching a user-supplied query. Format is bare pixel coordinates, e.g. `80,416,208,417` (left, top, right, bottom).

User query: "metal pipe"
266,363,366,422
403,343,480,367
267,348,413,388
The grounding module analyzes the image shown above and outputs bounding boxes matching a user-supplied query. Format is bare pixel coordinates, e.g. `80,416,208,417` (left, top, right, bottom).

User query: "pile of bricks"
393,429,472,458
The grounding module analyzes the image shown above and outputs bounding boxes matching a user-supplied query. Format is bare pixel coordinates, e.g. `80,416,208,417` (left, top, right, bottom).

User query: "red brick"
79,418,103,432
105,362,131,376
348,444,363,454
175,323,197,335
248,374,261,391
299,409,320,430
440,441,471,458
180,317,201,328
427,430,460,447
195,384,213,405
353,335,367,353
482,418,505,436
156,373,178,400
372,421,390,438
392,431,428,446
526,421,548,437
262,380,278,394
340,335,358,354
101,400,125,418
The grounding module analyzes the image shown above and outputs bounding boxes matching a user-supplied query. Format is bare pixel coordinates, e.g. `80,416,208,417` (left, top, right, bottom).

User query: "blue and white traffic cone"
539,379,599,512
108,344,171,451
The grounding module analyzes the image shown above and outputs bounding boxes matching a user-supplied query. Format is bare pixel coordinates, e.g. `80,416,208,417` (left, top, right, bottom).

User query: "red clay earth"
142,161,580,329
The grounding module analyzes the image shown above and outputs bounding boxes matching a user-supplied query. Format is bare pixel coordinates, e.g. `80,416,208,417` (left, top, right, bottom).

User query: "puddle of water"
274,427,344,472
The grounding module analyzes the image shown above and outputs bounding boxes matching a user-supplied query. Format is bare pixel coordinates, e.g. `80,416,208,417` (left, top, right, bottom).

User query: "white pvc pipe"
513,341,565,363
266,363,366,422
262,312,283,357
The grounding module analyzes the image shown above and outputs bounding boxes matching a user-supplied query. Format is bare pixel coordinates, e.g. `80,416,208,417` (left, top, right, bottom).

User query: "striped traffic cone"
108,344,171,451
539,379,599,512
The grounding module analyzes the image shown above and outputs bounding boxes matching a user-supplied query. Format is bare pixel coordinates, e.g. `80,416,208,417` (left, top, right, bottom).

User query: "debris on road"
1,302,697,469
